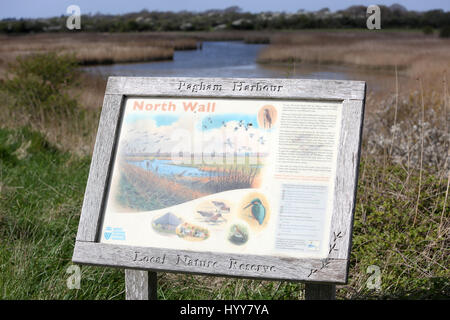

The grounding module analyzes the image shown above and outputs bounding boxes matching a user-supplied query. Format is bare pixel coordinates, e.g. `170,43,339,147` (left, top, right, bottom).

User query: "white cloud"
119,116,271,156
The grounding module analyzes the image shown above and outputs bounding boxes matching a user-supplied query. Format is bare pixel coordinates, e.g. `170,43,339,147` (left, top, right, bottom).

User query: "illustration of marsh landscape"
111,105,273,212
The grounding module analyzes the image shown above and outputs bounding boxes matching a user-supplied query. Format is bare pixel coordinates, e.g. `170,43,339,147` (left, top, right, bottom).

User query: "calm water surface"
104,41,395,176
86,41,395,92
128,159,216,177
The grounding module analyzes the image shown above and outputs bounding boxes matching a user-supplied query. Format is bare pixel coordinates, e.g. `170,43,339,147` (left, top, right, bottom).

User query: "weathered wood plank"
75,94,124,242
73,241,348,283
105,77,366,100
328,97,366,264
72,77,366,285
125,270,157,300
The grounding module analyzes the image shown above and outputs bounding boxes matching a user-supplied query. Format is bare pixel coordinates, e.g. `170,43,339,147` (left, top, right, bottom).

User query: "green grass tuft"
0,127,124,299
1,127,449,299
0,127,305,299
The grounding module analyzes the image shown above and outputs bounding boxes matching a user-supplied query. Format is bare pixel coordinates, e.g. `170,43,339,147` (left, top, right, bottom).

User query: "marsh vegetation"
0,29,448,299
116,159,259,211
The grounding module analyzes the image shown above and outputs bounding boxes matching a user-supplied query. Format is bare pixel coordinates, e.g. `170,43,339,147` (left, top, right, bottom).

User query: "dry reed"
0,32,201,73
0,31,448,298
258,31,450,81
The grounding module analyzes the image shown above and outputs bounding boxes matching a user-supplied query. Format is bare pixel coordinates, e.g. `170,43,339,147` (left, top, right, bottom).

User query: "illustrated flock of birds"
122,129,171,155
196,197,266,246
196,201,230,224
123,107,274,156
202,117,268,155
196,198,266,226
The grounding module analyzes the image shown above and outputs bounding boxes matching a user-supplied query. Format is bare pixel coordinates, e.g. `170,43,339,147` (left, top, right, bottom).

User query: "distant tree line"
1,5,449,35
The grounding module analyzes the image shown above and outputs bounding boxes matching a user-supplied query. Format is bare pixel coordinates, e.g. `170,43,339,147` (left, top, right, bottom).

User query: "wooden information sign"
72,77,366,299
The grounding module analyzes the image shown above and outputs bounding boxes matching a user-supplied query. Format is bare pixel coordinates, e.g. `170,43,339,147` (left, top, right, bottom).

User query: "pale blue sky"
1,0,449,19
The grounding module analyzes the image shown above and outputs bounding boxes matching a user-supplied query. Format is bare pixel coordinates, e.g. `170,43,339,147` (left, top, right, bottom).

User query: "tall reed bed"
202,165,259,193
0,34,448,299
257,31,450,76
118,162,207,211
341,68,449,298
254,31,449,297
0,32,201,72
0,52,101,155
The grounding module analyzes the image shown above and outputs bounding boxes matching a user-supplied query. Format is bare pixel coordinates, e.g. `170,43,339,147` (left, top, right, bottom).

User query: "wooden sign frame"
72,77,366,286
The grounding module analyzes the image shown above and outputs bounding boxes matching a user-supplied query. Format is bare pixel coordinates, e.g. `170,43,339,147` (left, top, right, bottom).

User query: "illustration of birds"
231,225,246,239
263,108,272,128
208,213,223,222
212,201,230,213
225,138,233,148
197,210,215,217
197,210,225,223
243,199,266,225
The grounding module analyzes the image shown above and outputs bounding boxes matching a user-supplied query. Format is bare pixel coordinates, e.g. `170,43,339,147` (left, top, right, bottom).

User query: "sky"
1,0,449,19
122,113,268,155
121,98,271,156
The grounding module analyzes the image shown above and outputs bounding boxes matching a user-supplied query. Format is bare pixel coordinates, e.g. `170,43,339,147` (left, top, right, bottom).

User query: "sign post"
125,270,157,300
72,77,366,300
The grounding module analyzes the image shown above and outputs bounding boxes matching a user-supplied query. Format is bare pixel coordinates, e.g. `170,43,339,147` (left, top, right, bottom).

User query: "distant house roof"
154,212,182,226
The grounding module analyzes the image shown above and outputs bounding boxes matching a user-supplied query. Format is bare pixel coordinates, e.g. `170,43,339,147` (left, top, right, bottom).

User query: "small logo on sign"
306,240,320,251
104,227,126,240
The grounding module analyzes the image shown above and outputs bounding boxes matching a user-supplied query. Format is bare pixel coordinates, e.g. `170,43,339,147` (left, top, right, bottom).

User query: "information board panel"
73,77,366,284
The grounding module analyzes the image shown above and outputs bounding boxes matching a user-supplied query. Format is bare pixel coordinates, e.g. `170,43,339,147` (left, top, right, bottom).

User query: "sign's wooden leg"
125,270,157,300
304,283,336,300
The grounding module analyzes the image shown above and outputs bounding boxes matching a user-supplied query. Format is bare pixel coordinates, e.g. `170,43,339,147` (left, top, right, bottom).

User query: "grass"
257,31,450,82
2,30,447,76
0,127,124,299
0,126,447,299
0,127,304,299
0,30,276,74
0,32,201,74
344,158,449,299
0,33,449,299
202,165,259,193
116,162,207,211
0,86,100,157
115,160,259,211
